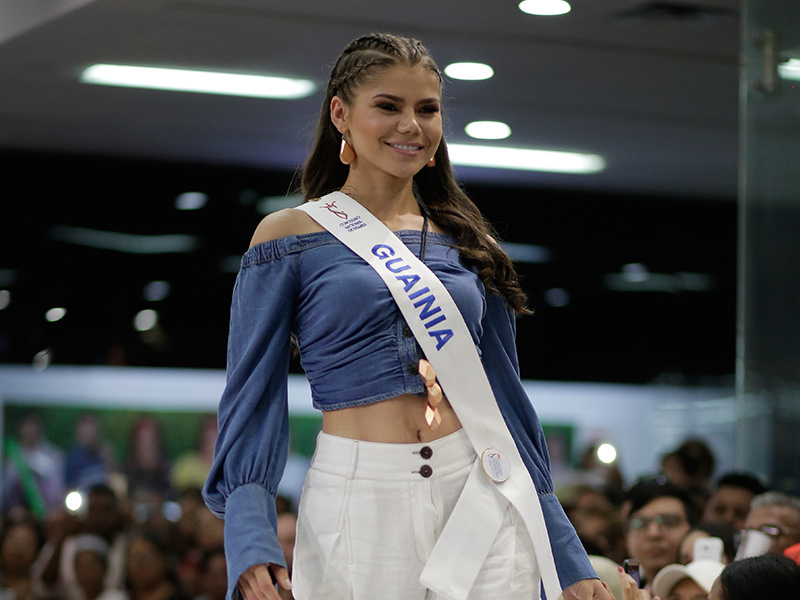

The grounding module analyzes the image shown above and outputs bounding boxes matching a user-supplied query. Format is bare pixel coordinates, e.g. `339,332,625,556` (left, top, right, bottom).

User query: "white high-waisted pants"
292,429,540,600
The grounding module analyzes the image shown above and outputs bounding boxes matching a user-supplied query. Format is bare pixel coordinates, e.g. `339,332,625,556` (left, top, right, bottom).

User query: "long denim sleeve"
202,240,299,600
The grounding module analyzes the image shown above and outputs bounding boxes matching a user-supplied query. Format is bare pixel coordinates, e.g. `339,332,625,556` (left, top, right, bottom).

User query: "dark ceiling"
0,0,740,383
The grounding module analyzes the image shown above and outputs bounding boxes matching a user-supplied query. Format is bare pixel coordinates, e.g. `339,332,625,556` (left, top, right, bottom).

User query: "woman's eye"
378,103,397,111
419,105,440,115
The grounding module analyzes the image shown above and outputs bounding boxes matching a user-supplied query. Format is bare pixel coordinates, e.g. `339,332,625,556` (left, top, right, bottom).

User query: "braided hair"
300,33,529,314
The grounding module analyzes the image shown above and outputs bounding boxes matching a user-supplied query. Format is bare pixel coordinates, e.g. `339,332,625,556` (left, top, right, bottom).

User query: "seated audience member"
702,473,766,532
739,491,800,557
125,418,172,509
36,485,127,600
170,417,217,493
659,439,715,516
660,440,715,491
193,547,226,600
3,412,65,516
651,558,725,600
126,531,187,600
72,535,126,600
623,479,697,588
0,520,44,600
569,504,627,565
678,523,736,564
64,415,115,491
708,554,800,600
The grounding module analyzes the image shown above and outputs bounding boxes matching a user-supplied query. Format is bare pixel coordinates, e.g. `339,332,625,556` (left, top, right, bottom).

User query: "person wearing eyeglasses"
623,480,697,588
738,491,800,557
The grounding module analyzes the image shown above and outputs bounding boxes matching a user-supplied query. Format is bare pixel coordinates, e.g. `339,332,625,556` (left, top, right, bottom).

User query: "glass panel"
738,2,800,491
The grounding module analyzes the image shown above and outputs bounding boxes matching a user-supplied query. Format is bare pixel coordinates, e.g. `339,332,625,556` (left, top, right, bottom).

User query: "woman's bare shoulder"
249,208,325,248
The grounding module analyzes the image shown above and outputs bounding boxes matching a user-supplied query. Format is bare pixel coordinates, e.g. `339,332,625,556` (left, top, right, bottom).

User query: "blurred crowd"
1,411,298,600
3,410,800,600
557,439,800,599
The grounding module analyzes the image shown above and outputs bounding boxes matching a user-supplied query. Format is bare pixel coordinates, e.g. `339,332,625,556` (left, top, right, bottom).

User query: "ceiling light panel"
443,62,494,81
81,64,316,99
448,144,605,174
518,0,571,16
465,121,512,140
779,58,800,81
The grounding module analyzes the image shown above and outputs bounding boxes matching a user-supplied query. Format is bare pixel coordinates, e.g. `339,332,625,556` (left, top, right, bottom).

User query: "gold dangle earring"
340,134,356,165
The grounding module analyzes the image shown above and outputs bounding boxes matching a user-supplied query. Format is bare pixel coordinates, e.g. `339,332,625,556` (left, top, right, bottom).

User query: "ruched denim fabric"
202,230,596,600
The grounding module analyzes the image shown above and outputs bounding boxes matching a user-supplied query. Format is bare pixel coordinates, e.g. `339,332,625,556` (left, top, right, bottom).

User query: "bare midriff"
322,394,463,444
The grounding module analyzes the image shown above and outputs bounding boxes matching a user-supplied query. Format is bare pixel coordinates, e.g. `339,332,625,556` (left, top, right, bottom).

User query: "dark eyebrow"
372,93,440,104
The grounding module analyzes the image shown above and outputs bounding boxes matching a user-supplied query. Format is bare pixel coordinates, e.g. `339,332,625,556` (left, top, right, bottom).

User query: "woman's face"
332,64,442,183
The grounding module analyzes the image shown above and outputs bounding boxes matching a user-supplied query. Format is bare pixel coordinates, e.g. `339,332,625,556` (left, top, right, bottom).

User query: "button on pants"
293,429,540,600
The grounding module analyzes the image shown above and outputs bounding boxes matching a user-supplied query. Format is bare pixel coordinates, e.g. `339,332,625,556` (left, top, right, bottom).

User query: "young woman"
203,33,610,600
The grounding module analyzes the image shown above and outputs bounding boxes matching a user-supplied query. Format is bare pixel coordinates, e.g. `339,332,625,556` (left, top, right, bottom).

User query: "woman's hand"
616,567,660,600
238,563,291,600
563,578,615,600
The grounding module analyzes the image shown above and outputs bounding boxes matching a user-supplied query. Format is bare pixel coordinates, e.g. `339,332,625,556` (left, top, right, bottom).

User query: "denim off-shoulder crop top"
203,228,597,599
252,230,484,410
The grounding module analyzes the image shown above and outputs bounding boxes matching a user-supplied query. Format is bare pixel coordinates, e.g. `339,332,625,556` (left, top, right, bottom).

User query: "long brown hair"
300,33,529,314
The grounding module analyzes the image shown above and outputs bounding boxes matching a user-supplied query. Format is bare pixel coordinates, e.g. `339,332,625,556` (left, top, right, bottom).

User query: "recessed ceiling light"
465,121,512,140
81,64,316,99
175,192,208,210
257,194,304,215
51,226,199,254
448,143,605,174
543,288,571,307
499,242,553,264
779,58,800,80
32,348,53,371
143,281,171,302
519,0,571,16
443,62,494,81
45,307,67,322
134,309,159,332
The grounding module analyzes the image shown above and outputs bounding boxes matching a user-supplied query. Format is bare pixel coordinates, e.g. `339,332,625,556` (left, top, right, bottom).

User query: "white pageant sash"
296,192,561,600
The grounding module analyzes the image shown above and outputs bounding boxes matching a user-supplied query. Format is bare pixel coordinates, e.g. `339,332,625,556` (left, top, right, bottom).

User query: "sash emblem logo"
323,201,348,220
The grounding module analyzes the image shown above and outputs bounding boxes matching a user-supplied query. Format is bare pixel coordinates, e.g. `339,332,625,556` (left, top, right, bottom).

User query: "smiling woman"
201,33,611,600
330,64,442,185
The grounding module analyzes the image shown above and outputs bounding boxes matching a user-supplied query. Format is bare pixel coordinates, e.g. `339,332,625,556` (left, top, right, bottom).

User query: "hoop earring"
427,155,436,168
340,135,356,165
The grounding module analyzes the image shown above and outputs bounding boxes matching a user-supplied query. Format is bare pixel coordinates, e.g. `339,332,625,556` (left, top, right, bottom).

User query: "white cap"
652,559,725,598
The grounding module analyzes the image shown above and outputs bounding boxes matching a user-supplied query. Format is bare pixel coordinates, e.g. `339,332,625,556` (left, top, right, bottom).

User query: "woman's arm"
202,240,301,600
